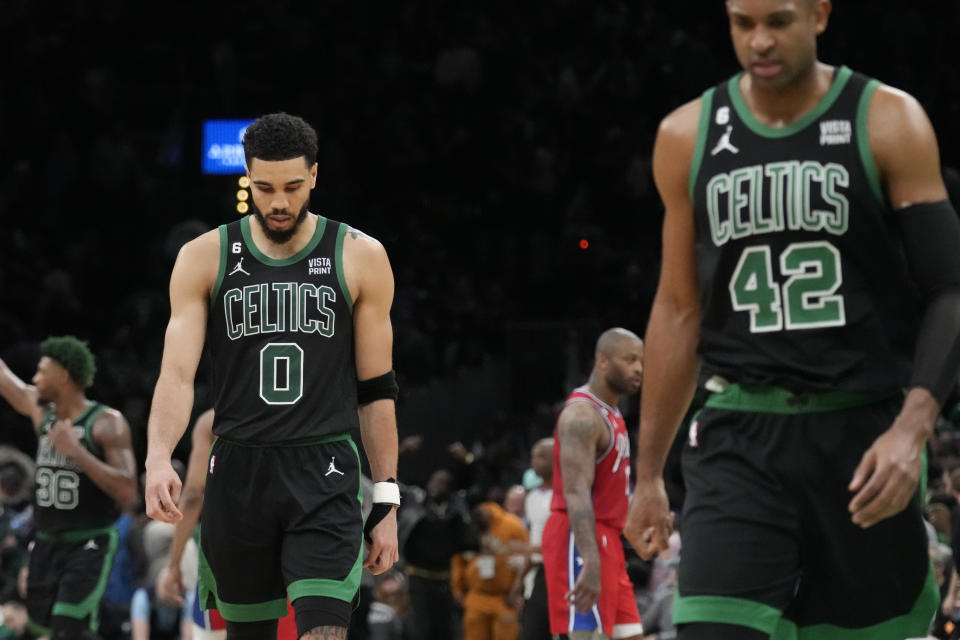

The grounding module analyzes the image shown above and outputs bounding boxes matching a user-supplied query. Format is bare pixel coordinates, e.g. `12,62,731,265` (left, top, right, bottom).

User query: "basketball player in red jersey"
541,328,645,640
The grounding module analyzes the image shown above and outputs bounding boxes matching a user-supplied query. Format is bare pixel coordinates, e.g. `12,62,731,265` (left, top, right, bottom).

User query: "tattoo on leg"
300,626,347,639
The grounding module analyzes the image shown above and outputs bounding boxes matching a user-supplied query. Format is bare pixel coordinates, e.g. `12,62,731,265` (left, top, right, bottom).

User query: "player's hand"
144,458,183,523
623,475,674,560
565,557,601,614
48,419,83,459
363,506,399,575
157,563,185,605
848,413,928,528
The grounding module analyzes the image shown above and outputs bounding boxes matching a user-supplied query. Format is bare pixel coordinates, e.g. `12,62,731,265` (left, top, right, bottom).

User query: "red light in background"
579,239,589,250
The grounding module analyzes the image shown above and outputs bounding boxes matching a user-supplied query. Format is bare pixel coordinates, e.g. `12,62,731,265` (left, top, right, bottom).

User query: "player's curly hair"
40,335,96,389
242,112,318,167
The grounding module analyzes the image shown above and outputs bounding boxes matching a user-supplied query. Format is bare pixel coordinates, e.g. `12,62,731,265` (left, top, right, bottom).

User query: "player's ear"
813,0,831,35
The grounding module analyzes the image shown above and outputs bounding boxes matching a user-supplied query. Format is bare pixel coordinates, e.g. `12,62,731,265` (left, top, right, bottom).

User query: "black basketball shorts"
27,525,119,634
198,433,363,622
676,389,938,639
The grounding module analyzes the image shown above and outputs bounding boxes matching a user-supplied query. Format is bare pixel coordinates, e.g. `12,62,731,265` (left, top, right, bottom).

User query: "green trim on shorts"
35,524,116,543
197,533,288,622
774,562,939,639
50,526,118,630
675,562,939,639
349,436,363,505
197,527,217,614
217,432,351,447
674,593,782,635
288,554,362,604
27,617,52,637
288,434,364,603
704,384,900,414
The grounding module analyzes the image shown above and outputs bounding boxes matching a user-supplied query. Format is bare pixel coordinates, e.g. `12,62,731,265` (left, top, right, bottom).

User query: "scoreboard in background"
202,119,255,175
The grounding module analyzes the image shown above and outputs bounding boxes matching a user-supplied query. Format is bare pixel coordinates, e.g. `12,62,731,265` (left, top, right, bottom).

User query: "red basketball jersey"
550,386,631,529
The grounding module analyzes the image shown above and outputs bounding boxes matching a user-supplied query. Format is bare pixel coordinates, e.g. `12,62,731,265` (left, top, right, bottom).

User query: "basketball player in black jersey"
623,1,960,639
0,336,137,639
144,112,401,640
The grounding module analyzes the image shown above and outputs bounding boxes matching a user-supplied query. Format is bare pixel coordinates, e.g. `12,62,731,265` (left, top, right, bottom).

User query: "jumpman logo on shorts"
325,457,344,477
710,124,740,155
229,257,250,276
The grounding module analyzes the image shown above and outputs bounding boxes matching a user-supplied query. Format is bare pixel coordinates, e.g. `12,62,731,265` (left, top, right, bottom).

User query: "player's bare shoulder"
91,407,132,444
866,85,939,167
342,225,393,302
654,96,704,170
659,96,704,142
177,228,221,265
170,228,221,296
557,400,605,438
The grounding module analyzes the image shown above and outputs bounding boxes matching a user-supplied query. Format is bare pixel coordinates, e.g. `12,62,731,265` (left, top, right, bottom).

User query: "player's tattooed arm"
556,402,604,612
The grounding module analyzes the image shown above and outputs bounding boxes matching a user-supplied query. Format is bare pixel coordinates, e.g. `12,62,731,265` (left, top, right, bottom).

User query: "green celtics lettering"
223,282,337,340
707,160,849,246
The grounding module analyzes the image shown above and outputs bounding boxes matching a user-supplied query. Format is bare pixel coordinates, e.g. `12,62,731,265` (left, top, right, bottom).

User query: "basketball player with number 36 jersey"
0,337,137,640
542,328,644,640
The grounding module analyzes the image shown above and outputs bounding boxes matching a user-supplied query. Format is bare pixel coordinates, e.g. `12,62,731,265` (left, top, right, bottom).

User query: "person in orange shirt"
453,498,530,640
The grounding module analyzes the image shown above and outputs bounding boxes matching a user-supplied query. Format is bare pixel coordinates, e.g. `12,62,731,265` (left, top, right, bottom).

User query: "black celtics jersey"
691,66,919,392
34,402,119,533
206,215,359,442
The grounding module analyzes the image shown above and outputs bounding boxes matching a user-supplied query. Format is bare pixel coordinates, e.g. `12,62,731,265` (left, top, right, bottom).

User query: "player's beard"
251,200,310,244
607,368,640,397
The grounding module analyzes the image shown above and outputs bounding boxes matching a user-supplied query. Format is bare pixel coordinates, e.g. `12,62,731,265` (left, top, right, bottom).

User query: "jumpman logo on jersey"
325,457,344,477
83,539,99,551
229,257,250,276
710,125,740,156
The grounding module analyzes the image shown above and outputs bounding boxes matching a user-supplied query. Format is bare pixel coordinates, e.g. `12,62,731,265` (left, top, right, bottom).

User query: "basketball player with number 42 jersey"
144,112,402,640
624,1,960,639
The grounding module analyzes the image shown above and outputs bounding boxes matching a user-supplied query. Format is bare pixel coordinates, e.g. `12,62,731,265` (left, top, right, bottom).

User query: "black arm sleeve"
897,200,960,404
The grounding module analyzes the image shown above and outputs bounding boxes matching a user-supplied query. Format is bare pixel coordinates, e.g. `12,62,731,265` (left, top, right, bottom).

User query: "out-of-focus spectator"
503,485,526,520
452,501,528,640
519,438,553,640
399,470,475,640
367,570,412,640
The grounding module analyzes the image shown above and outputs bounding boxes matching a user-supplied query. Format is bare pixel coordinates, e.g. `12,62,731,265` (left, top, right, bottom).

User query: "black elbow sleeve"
898,200,960,403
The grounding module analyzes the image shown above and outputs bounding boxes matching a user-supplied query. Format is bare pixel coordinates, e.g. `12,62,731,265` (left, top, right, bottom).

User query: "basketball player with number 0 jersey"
144,112,402,640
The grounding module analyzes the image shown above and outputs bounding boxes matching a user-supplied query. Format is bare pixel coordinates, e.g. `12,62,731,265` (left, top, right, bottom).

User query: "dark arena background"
1,1,959,637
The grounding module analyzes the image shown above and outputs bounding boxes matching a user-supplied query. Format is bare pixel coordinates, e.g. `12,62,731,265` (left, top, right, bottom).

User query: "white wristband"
372,481,401,506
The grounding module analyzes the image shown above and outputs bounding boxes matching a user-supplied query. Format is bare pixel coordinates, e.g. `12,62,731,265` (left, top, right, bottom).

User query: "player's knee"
293,595,352,633
678,622,769,640
224,618,278,640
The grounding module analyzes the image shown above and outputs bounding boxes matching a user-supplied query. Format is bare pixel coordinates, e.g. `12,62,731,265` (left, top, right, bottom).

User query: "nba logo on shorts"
209,455,216,474
688,420,700,448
